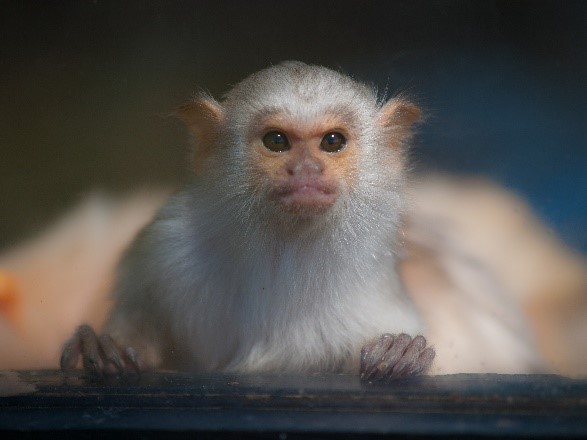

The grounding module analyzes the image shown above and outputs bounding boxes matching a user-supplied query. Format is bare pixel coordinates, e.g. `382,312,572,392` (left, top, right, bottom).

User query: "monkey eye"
320,132,347,153
262,131,290,152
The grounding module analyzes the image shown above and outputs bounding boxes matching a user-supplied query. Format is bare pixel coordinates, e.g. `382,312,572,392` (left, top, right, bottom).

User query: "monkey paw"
360,333,434,382
60,324,140,374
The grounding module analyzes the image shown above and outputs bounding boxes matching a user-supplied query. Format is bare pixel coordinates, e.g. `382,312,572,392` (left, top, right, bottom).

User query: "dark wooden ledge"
1,370,586,438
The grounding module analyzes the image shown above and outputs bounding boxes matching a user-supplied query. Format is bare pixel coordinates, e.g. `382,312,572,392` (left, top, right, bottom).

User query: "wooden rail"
1,370,586,438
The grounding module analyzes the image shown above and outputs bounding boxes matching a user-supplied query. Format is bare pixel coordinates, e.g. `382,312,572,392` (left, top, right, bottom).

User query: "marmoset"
61,62,556,380
61,61,439,380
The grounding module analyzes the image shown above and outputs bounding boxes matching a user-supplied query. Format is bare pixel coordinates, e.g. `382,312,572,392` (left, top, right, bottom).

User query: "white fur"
105,62,422,373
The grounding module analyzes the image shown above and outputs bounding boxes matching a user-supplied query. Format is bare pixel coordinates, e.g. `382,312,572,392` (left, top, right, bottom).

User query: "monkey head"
178,61,420,225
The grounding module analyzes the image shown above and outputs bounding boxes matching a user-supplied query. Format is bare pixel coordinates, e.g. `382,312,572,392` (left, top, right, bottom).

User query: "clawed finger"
60,332,82,370
413,347,435,375
361,334,395,380
78,325,104,374
123,347,141,374
99,334,125,372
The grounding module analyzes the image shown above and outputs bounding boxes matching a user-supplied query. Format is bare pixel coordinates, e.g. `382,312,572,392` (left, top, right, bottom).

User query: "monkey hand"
360,333,435,382
60,324,141,375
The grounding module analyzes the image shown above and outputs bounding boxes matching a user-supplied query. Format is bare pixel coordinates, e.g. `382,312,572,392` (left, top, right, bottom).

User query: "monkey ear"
177,96,224,172
377,98,422,145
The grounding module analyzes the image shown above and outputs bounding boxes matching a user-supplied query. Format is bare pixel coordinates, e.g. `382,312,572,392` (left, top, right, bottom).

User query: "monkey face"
246,112,360,217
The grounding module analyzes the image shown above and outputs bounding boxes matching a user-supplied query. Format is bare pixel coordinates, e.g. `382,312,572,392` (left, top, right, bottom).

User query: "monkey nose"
287,154,324,176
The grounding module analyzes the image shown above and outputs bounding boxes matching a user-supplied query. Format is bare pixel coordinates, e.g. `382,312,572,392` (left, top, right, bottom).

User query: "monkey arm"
60,225,175,374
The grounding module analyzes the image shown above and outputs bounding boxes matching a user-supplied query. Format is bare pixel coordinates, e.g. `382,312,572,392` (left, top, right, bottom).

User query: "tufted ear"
177,95,224,172
377,98,422,147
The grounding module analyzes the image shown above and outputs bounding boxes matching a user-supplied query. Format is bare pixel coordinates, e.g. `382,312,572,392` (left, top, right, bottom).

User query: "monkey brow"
249,105,361,133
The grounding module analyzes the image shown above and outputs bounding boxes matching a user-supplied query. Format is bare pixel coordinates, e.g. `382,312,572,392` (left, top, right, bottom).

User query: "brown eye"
262,131,290,152
320,132,346,153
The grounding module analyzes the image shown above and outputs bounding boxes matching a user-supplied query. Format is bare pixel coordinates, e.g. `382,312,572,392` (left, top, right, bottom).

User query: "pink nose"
286,149,324,176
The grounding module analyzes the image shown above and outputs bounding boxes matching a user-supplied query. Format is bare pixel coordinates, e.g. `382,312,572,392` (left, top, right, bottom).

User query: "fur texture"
104,62,423,373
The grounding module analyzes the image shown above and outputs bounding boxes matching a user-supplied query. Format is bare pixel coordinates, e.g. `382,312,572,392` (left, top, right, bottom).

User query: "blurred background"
1,0,585,252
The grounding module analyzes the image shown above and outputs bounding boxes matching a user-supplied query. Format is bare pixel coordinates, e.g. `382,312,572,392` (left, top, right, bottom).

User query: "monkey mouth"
272,180,337,215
